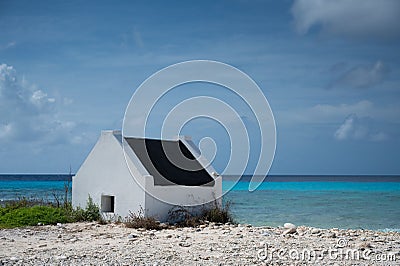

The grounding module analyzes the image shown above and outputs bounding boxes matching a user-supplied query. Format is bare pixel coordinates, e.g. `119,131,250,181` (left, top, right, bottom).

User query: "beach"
1,222,399,265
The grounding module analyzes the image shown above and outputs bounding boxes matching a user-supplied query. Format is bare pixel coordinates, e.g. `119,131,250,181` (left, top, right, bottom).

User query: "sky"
0,0,399,175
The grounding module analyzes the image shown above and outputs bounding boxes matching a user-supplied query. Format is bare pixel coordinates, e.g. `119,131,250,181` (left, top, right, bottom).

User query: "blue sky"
0,0,399,175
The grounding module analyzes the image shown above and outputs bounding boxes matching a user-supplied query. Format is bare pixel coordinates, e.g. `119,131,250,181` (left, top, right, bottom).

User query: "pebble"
282,227,297,235
326,232,337,238
179,242,191,247
311,228,321,234
283,223,296,229
55,255,68,260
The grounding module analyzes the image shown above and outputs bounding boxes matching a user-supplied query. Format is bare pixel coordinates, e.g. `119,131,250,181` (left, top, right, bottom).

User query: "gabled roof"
125,137,215,186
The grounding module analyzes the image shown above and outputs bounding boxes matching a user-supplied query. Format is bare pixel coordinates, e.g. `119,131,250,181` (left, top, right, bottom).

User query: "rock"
128,234,138,239
159,223,169,229
283,223,296,229
57,234,62,238
37,222,43,226
326,232,337,238
282,228,297,235
55,255,67,260
128,235,138,242
311,228,320,234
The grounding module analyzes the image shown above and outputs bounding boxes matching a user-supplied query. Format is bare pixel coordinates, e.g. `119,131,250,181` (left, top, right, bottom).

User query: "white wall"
144,175,222,221
72,131,146,219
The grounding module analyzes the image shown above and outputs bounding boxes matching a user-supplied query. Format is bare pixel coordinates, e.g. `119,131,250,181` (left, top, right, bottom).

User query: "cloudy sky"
1,0,399,175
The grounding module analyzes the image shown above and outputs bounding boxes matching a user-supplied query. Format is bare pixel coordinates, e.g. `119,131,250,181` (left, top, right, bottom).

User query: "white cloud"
281,99,400,125
0,41,16,50
330,61,389,89
334,114,388,141
282,100,374,124
278,100,395,141
311,100,373,118
291,0,400,39
30,89,55,108
0,124,13,139
0,63,82,147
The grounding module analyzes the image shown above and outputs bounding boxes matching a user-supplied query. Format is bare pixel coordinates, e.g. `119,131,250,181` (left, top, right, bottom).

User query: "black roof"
125,137,215,186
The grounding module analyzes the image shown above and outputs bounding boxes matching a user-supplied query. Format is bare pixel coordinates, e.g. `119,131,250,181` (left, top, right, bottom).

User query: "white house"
72,130,222,221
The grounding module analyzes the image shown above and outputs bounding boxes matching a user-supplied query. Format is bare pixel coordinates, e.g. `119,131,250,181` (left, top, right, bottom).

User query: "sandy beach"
1,222,399,265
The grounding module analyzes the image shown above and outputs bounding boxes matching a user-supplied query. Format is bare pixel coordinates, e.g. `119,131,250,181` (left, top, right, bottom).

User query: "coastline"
1,222,399,265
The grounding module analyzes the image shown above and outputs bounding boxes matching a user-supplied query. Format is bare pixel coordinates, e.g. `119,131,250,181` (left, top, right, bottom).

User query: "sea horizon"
1,173,400,181
1,173,399,231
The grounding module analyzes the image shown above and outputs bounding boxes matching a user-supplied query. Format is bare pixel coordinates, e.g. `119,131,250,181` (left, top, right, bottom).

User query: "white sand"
1,222,399,265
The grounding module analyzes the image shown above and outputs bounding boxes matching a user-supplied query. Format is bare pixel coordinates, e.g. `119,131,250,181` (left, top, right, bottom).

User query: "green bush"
68,196,101,222
0,195,102,228
0,206,69,228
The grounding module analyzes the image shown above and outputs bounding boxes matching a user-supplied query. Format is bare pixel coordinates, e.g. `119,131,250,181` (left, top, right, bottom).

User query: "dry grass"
124,208,162,230
167,201,235,227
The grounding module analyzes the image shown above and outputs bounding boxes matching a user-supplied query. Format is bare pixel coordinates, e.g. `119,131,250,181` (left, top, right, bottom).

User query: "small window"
101,195,115,212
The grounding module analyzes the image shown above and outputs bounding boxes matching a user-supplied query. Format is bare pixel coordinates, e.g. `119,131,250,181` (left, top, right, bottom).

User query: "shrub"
68,195,102,222
124,208,161,230
167,201,235,227
0,195,102,228
201,201,234,224
0,206,69,228
167,206,199,227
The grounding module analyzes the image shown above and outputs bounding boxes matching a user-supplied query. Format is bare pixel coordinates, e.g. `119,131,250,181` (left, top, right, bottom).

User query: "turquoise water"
224,181,400,231
0,180,71,202
223,180,400,192
0,175,72,203
1,175,400,231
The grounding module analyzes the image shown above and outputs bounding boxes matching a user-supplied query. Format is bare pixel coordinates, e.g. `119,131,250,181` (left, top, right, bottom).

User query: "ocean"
1,174,399,231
